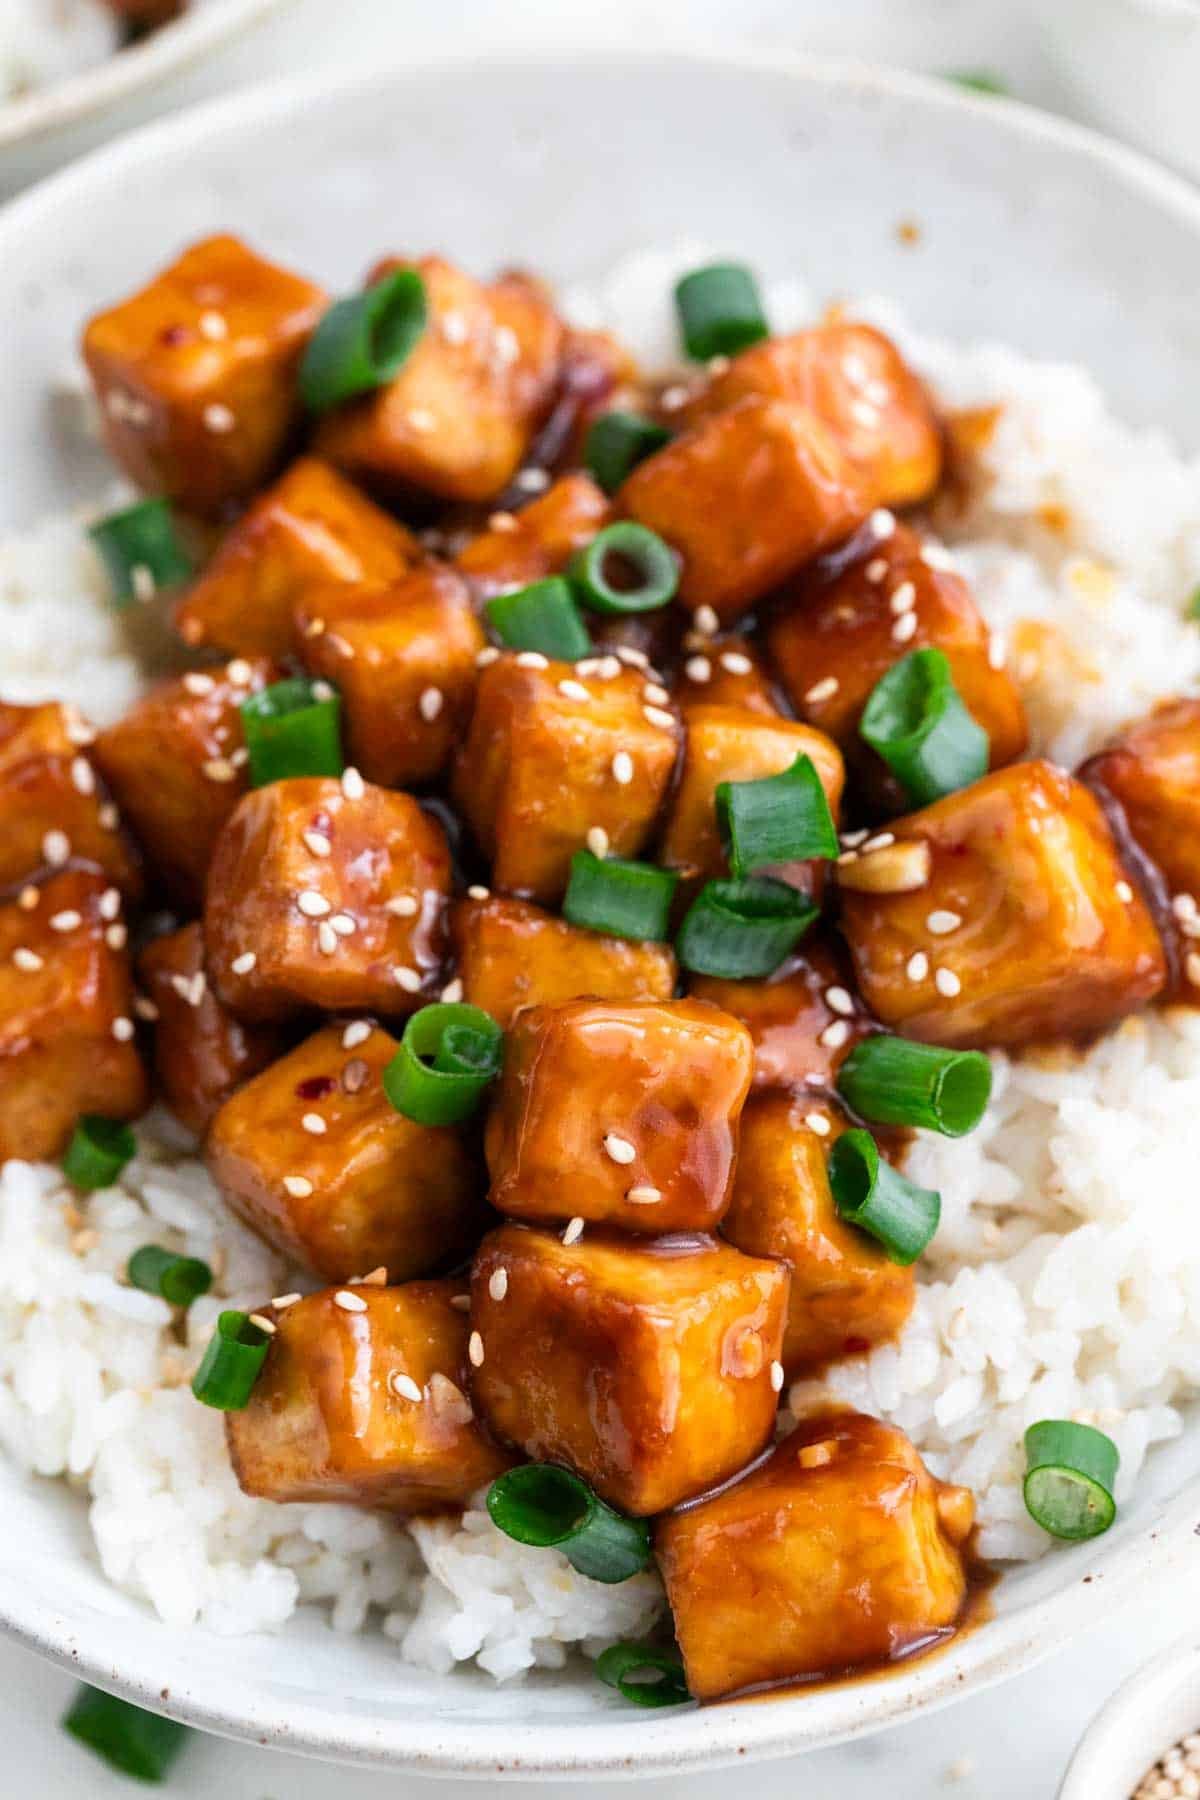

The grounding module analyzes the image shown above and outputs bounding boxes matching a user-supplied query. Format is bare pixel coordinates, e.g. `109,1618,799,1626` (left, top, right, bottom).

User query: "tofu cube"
206,1024,484,1282
722,1094,914,1371
676,636,780,717
0,870,147,1161
93,655,277,907
226,1281,512,1511
452,654,679,903
175,457,421,658
485,999,754,1233
688,932,874,1091
82,234,327,515
617,396,872,623
205,776,451,1021
657,1412,974,1700
317,258,563,503
0,701,142,897
296,565,484,788
452,893,676,1029
471,1223,788,1514
455,472,611,600
839,761,1166,1048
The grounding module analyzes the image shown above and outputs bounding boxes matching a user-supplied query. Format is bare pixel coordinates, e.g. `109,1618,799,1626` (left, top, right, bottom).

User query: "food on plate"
1,1,185,107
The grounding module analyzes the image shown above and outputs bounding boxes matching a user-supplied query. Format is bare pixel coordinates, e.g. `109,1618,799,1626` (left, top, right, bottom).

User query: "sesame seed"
441,978,464,1003
394,967,422,993
202,758,236,782
468,1330,485,1366
694,604,720,636
586,826,610,858
303,830,332,858
643,682,670,707
330,913,356,937
386,893,419,917
770,1361,785,1393
604,1132,636,1165
562,1217,585,1246
805,1111,831,1136
805,676,840,705
98,887,121,922
183,671,215,696
926,910,963,935
198,309,228,341
342,1021,372,1050
907,951,930,981
334,1289,368,1313
49,909,81,932
825,985,855,1016
441,311,469,345
558,679,591,703
889,581,917,615
612,750,634,785
106,923,127,951
987,637,1007,670
892,610,918,644
283,1176,313,1198
419,686,444,721
111,1016,135,1042
516,650,548,670
643,705,675,730
598,655,624,678
515,466,550,493
203,402,236,434
869,508,896,538
862,833,896,853
170,973,193,1002
248,1313,277,1335
341,1057,371,1095
466,885,491,902
406,408,437,434
476,646,500,668
272,1293,301,1309
660,384,690,411
920,544,957,572
65,715,96,746
841,829,869,848
18,886,38,910
935,967,962,998
226,658,252,686
188,972,207,1006
341,766,365,800
719,651,752,675
1173,893,1198,921
357,1267,388,1286
297,890,331,918
865,558,888,582
70,756,95,796
819,1019,851,1050
317,922,338,956
1188,953,1200,988
799,1442,834,1470
301,1113,327,1135
42,829,70,867
303,617,326,639
626,1185,662,1205
310,680,335,703
232,951,257,975
488,1268,509,1302
493,324,520,364
1115,880,1134,903
617,646,649,669
390,1371,424,1403
133,996,159,1021
12,948,43,972
685,655,712,683
450,1294,471,1311
488,510,519,534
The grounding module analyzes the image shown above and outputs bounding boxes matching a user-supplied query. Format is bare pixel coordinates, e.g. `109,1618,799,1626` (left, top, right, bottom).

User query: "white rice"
3,243,1200,1676
0,0,119,104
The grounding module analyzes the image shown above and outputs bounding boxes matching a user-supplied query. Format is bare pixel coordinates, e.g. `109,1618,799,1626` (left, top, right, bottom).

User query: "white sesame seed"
64,715,96,746
488,1268,509,1302
935,967,962,998
18,886,38,910
616,646,649,669
106,923,128,951
385,893,419,919
694,605,720,636
334,1289,368,1313
70,756,95,796
330,913,356,937
643,704,675,730
183,672,215,696
626,1185,662,1205
805,1111,831,1136
926,910,963,935
340,1021,371,1052
12,948,43,972
660,384,690,412
406,408,437,434
920,544,957,572
516,650,549,670
889,581,917,615
770,1360,785,1393
49,909,81,932
488,510,519,534
188,971,207,1006
476,646,500,668
197,309,228,341
987,637,1007,670
226,658,252,687
272,1293,302,1310
685,655,712,683
1173,893,1198,921
390,1371,424,1403
468,1330,485,1367
232,951,257,975
612,750,634,785
515,466,551,493
394,967,422,993
719,651,752,676
98,887,121,922
862,833,896,853
819,1019,851,1050
301,1113,327,1135
907,951,930,981
869,508,896,538
303,616,326,639
865,558,888,583
841,829,870,849
805,676,840,705
441,310,469,345
892,610,919,644
824,986,855,1017
133,995,159,1021
586,826,610,858
492,324,520,365
297,890,331,918
562,1217,585,1245
303,830,332,858
202,758,236,782
419,686,444,722
604,1133,637,1165
598,655,624,678
170,973,194,1002
467,885,491,901
247,1313,277,1336
558,679,591,703
1115,880,1134,903
640,684,669,710
317,922,339,956
111,1016,135,1042
341,766,365,800
203,402,236,434
42,829,70,867
438,977,463,1005
129,562,155,604
1188,953,1200,988
283,1176,313,1198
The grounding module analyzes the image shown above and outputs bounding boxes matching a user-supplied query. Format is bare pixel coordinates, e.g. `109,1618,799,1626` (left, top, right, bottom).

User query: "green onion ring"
716,753,839,877
127,1245,213,1308
299,267,428,412
487,1464,652,1584
1023,1420,1119,1541
595,1641,691,1707
674,262,770,361
836,1036,992,1138
675,876,818,980
569,522,679,615
383,1002,503,1126
239,676,343,787
191,1310,272,1411
828,1128,941,1265
486,577,593,661
88,497,193,608
859,648,989,807
563,851,678,943
62,1116,137,1192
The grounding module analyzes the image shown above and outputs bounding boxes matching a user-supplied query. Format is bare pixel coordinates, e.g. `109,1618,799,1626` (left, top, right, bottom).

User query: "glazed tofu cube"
175,458,421,658
722,1094,914,1371
0,701,141,898
227,1280,512,1511
839,761,1166,1048
688,933,874,1090
296,566,484,788
656,1412,973,1700
485,999,754,1233
205,776,450,1021
471,1223,788,1514
617,396,872,623
138,924,286,1138
82,235,326,515
207,1024,484,1281
93,656,277,907
452,654,679,903
451,894,676,1029
317,258,563,504
659,705,844,889
537,325,644,473
455,472,611,601
0,870,147,1162
676,637,780,716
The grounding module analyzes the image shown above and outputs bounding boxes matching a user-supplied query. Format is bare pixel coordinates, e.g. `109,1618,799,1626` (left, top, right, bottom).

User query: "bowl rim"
6,40,1200,1778
1058,1633,1200,1800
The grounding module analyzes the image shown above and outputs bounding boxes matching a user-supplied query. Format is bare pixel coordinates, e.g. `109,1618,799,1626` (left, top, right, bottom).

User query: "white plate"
4,46,1200,1779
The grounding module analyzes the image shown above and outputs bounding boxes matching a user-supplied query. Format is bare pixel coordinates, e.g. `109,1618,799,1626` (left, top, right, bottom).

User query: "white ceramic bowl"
5,47,1200,1779
1060,1634,1200,1799
1041,0,1200,180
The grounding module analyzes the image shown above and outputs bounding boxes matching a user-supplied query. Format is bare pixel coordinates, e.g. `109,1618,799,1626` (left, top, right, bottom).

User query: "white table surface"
4,2,1197,1793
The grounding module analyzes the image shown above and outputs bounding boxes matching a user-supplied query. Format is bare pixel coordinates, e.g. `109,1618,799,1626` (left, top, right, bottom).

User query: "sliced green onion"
675,876,818,980
486,577,592,661
946,69,1009,95
859,648,989,807
487,1464,652,1584
63,1686,189,1783
716,753,838,878
585,411,672,494
191,1310,271,1411
1024,1420,1119,1541
595,1642,690,1708
837,1036,992,1138
383,1002,503,1126
563,851,678,942
674,262,769,361
88,497,193,607
127,1245,213,1307
62,1116,136,1191
569,522,678,615
299,268,427,412
240,676,343,787
828,1129,940,1265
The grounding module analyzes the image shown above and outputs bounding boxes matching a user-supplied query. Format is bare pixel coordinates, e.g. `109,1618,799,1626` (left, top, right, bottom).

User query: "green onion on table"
63,1686,190,1783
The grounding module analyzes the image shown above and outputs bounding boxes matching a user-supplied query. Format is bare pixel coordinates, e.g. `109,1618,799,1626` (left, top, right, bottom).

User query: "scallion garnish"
487,1464,652,1584
383,1002,503,1126
595,1642,690,1708
191,1310,272,1411
486,577,592,661
675,876,818,980
299,267,427,412
827,1129,941,1265
585,411,672,494
569,522,678,615
239,677,343,787
127,1245,213,1308
563,850,678,943
715,754,839,877
859,648,989,807
62,1116,136,1192
674,262,769,361
837,1036,992,1138
88,497,193,607
1023,1420,1119,1541
63,1686,189,1783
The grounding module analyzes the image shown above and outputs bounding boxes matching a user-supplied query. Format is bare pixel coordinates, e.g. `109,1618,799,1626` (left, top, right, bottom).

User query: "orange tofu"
452,654,680,903
175,457,421,658
451,893,677,1029
317,258,563,504
93,655,277,907
839,761,1166,1049
296,565,484,788
471,1223,788,1515
540,325,645,472
688,933,875,1091
0,869,147,1162
206,1024,484,1282
82,234,326,515
0,701,142,898
657,1411,973,1701
722,1094,915,1371
227,1283,512,1511
455,472,611,601
485,999,754,1233
675,637,780,716
205,776,451,1021
617,396,872,623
